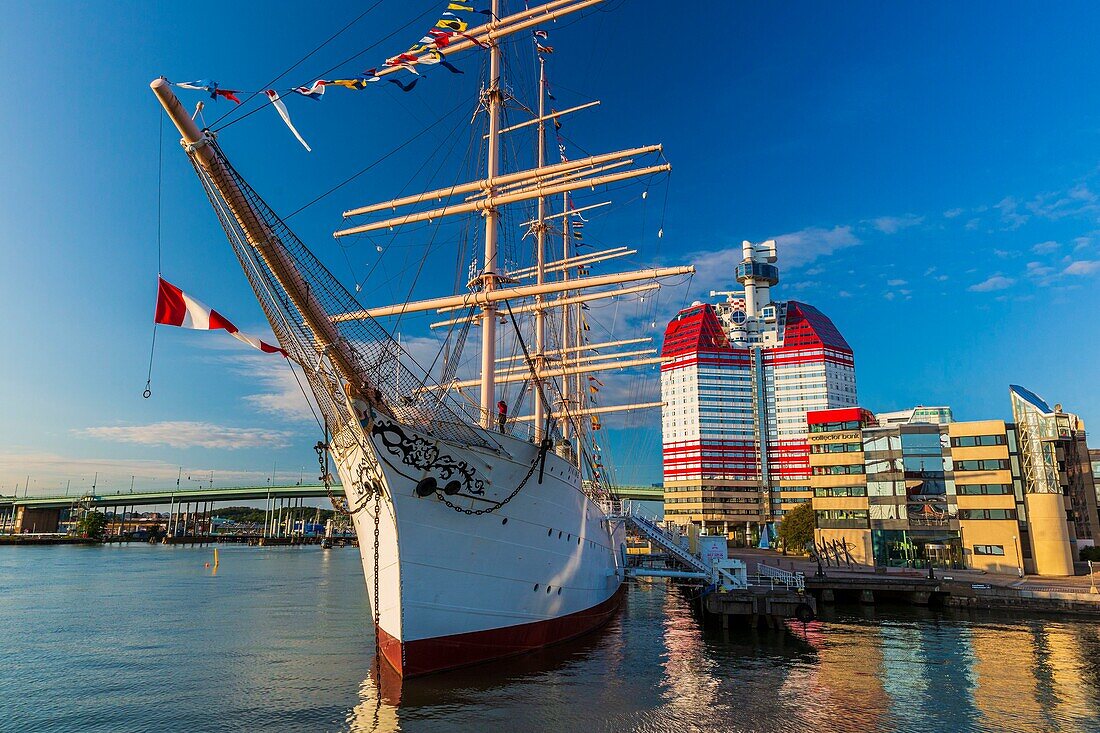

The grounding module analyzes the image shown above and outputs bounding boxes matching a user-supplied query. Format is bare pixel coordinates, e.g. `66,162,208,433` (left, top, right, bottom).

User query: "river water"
2,544,1099,733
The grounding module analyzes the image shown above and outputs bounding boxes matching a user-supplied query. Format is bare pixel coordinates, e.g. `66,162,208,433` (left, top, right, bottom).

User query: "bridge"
0,483,662,534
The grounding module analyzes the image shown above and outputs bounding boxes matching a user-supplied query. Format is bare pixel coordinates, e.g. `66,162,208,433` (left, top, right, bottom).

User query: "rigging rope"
143,113,165,400
209,0,427,132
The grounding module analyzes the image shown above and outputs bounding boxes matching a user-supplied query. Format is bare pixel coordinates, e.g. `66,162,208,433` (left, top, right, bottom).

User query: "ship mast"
560,190,572,441
478,0,503,430
532,55,549,441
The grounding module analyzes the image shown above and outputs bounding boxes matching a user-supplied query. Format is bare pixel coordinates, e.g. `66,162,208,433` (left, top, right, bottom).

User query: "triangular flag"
265,90,311,152
292,80,326,100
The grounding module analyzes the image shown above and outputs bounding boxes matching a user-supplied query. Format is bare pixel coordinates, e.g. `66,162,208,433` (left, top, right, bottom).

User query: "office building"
807,386,1100,576
661,239,857,540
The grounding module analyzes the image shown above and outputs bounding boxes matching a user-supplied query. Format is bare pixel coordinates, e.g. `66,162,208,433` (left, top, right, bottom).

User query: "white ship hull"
331,416,627,677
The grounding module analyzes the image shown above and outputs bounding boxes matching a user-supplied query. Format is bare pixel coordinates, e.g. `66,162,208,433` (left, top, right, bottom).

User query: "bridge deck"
0,484,662,508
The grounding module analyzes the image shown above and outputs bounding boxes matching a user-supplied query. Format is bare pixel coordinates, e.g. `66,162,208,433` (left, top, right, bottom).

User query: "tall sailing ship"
152,0,693,677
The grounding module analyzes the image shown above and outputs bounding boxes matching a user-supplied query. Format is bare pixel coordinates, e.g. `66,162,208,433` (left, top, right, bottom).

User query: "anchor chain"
314,440,384,670
437,438,551,516
315,441,352,516
372,486,382,671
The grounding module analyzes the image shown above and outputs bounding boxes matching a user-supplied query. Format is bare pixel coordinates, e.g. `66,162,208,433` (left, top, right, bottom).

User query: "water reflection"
345,585,1100,733
3,546,1100,733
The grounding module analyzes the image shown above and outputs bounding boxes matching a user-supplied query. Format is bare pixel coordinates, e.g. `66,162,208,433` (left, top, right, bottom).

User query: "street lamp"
1012,535,1024,578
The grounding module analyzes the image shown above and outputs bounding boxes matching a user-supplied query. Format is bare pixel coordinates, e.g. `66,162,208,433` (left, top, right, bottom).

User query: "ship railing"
752,563,806,591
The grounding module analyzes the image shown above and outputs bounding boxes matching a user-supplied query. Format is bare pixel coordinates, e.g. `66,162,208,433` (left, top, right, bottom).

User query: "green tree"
778,503,815,554
76,511,108,540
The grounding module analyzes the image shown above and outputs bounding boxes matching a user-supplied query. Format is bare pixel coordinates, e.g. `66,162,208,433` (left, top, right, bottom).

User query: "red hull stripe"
377,584,626,677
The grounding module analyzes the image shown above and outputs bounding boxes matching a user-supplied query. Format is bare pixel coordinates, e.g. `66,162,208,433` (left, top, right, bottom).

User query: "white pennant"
265,90,311,152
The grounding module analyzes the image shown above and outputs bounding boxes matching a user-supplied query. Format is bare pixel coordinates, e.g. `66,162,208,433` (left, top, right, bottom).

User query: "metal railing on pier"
751,563,806,591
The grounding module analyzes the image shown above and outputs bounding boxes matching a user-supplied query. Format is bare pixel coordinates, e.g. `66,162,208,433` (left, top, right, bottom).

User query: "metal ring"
142,389,152,399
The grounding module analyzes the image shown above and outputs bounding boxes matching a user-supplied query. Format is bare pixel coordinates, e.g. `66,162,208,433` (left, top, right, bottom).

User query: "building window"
956,484,1013,496
812,464,865,475
810,442,861,454
813,486,868,498
951,435,1006,448
808,420,862,433
815,509,869,529
959,509,1017,520
973,545,1006,556
955,459,1010,471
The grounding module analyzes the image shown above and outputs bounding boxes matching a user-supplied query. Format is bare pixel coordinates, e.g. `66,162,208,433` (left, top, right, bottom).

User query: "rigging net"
190,136,497,452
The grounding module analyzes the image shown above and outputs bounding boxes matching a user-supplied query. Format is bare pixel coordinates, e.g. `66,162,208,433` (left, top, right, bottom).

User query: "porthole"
501,517,508,525
557,588,562,595
558,531,562,539
533,583,539,591
546,586,552,593
547,528,552,536
567,534,571,541
577,537,581,545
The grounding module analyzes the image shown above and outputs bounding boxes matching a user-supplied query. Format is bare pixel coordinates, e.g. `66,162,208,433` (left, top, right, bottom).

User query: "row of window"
955,483,1013,496
664,508,761,516
950,434,1006,448
973,544,1006,556
810,442,862,454
814,486,867,498
812,464,865,475
816,509,869,521
955,459,1010,472
809,420,862,433
959,509,1017,520
665,497,760,504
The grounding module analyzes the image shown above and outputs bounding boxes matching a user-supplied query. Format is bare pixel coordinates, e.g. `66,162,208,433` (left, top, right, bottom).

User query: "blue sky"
2,1,1100,493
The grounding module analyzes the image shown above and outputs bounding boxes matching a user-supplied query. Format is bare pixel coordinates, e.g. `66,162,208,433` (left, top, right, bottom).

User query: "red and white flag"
154,277,286,356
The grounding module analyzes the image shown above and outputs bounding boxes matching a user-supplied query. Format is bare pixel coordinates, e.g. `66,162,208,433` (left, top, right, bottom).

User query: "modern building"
876,405,955,426
661,239,857,541
808,386,1100,576
1009,385,1100,573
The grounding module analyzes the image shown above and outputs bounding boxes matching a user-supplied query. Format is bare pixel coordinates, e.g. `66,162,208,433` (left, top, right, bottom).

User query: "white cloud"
1026,261,1054,278
679,227,860,308
968,274,1016,292
886,278,907,286
772,225,861,267
787,281,819,291
1027,183,1100,220
943,208,965,219
79,421,294,450
223,354,319,423
837,290,852,298
964,218,981,231
1032,240,1059,254
871,214,924,234
1064,260,1100,276
995,196,1029,230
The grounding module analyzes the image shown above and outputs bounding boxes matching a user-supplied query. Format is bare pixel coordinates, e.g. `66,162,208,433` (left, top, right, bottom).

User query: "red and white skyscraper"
661,240,858,542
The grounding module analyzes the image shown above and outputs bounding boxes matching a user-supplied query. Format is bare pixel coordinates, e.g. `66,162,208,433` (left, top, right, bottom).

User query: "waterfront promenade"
735,547,1100,615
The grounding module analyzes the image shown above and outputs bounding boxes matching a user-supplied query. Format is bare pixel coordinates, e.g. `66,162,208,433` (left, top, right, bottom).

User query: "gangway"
604,500,709,575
